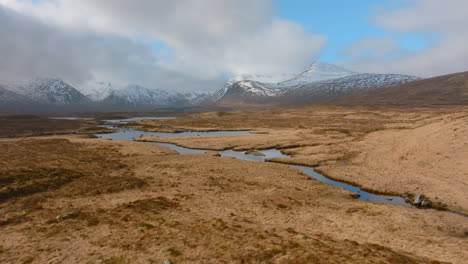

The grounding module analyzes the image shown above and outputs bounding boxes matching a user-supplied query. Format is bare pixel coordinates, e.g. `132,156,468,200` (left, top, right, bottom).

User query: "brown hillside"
335,71,468,106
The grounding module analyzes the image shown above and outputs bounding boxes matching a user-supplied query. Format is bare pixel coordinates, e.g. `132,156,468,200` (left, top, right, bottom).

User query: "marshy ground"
0,105,467,264
134,105,468,216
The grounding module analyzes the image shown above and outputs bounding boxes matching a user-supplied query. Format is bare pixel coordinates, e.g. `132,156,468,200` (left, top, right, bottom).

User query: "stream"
95,117,414,208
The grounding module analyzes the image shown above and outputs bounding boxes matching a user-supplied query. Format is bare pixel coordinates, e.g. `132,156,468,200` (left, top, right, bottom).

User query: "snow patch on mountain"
103,85,170,107
178,91,213,105
0,85,30,104
280,61,356,88
1,78,90,104
101,84,214,108
226,80,280,97
213,72,296,101
78,81,114,101
285,73,421,96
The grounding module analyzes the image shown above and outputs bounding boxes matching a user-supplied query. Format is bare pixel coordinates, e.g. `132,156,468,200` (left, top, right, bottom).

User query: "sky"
1,0,468,92
275,0,431,62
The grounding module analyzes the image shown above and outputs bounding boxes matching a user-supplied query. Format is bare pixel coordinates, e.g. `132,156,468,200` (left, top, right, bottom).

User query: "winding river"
95,117,414,208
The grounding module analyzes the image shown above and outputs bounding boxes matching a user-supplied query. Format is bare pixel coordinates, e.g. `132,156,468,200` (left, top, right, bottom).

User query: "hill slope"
335,71,468,106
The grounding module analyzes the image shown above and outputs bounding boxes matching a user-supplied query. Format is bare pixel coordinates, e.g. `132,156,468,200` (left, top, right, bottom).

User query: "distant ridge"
0,78,213,112
334,71,468,106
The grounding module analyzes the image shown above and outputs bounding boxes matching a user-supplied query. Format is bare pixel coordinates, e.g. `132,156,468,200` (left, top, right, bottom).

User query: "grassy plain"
134,105,468,215
1,105,467,263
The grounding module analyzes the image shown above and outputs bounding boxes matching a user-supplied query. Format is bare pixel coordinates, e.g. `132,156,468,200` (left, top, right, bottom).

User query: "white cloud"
342,0,468,77
0,0,326,90
375,0,468,34
0,6,224,91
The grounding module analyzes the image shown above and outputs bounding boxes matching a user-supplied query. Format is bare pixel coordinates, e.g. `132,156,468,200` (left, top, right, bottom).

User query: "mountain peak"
280,62,356,87
2,78,90,105
35,77,63,83
304,61,355,75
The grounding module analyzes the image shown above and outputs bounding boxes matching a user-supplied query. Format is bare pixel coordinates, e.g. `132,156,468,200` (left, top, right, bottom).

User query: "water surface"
96,128,251,140
104,117,176,124
49,117,94,120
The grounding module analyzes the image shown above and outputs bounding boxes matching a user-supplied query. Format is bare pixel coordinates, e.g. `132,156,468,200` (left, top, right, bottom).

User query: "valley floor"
1,105,467,264
133,105,468,216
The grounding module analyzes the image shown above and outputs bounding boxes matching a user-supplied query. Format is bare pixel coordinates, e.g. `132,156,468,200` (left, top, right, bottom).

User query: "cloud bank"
0,0,326,91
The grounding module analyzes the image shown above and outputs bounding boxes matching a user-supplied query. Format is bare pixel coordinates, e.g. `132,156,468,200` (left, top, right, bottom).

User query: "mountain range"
0,62,429,111
0,78,210,110
213,62,420,106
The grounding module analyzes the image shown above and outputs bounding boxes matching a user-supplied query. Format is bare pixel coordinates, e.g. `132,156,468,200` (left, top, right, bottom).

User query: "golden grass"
1,105,467,263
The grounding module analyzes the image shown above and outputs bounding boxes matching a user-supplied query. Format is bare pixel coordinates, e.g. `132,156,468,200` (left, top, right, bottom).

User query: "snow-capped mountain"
1,78,90,104
281,73,421,104
0,61,421,110
101,84,194,108
0,86,31,105
231,72,297,84
214,62,356,101
214,62,421,106
212,72,296,101
178,91,213,105
0,76,214,110
79,81,114,101
222,80,279,98
280,61,356,87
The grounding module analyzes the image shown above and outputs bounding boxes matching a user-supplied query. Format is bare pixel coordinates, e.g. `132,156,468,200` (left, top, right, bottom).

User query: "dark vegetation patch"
61,176,146,196
27,197,179,235
0,138,149,227
233,237,448,264
100,256,130,264
0,114,116,137
0,115,89,137
317,128,352,136
0,168,84,202
117,197,179,214
0,138,142,203
1,115,42,120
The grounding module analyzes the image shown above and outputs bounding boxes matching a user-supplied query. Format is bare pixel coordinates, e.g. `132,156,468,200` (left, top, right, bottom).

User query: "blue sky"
275,0,431,62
